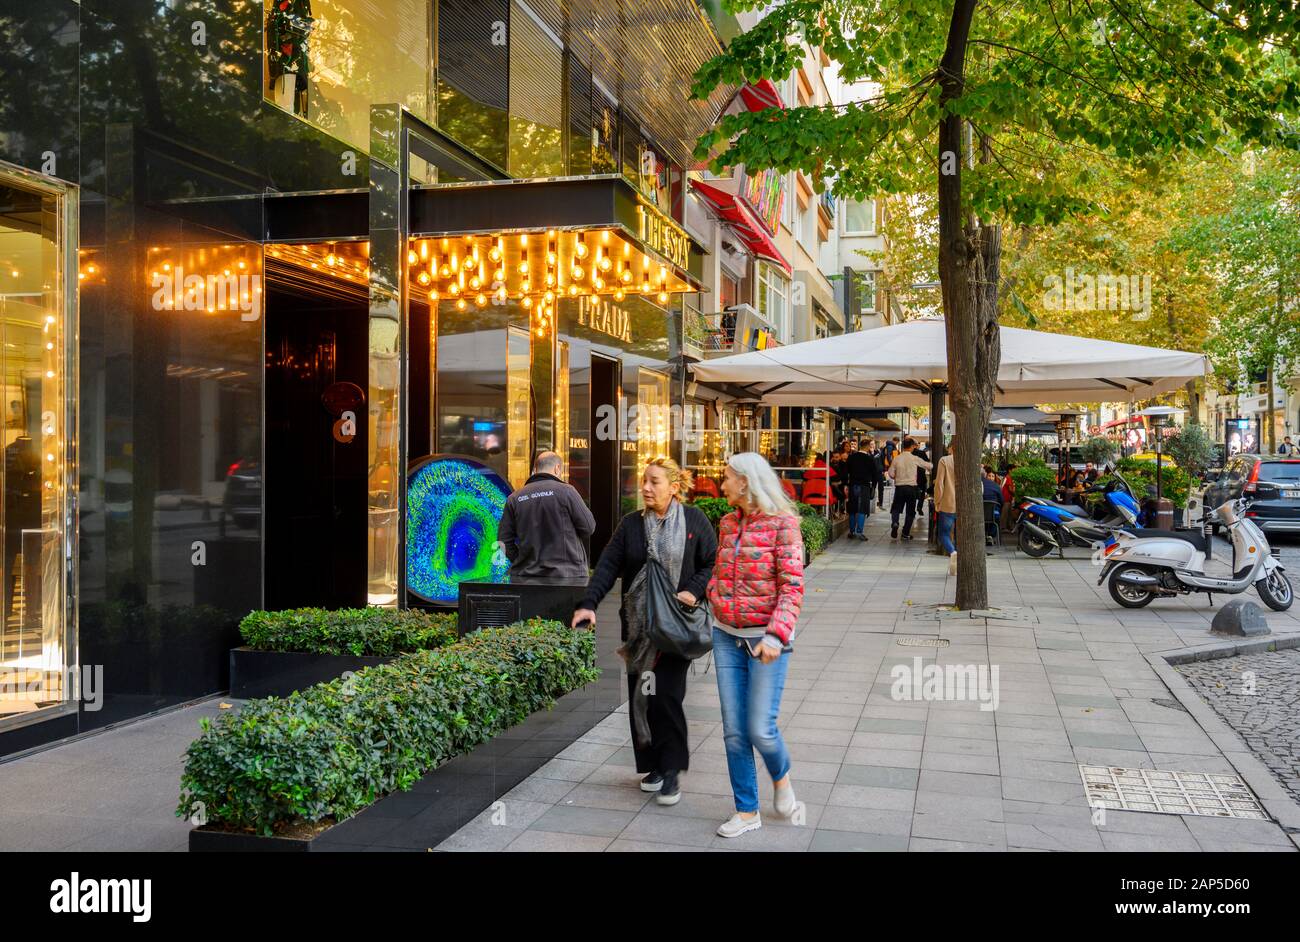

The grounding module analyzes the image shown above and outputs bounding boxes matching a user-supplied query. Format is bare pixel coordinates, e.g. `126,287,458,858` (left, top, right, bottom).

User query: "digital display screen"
406,454,513,605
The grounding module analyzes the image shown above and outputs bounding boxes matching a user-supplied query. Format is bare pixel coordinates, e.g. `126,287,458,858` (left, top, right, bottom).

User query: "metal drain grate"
896,637,951,647
1079,766,1267,819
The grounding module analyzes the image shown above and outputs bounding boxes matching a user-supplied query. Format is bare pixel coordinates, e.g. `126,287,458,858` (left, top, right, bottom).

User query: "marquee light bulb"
428,290,438,301
614,289,625,301
522,296,533,309
621,269,633,284
568,284,579,296
658,291,669,303
440,263,452,278
519,260,529,274
476,293,487,307
470,276,481,290
456,298,467,310
575,238,588,259
572,266,584,281
417,271,431,285
599,255,612,272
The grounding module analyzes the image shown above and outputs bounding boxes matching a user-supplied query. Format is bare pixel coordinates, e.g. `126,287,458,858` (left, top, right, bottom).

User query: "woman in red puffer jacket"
707,451,805,839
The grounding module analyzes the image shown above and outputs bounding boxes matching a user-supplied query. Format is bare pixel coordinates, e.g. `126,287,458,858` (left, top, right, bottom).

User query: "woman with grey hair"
707,451,806,837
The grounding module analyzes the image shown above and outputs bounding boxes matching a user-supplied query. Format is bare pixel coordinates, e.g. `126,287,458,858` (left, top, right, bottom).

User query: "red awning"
1102,417,1141,429
738,79,785,112
690,179,792,275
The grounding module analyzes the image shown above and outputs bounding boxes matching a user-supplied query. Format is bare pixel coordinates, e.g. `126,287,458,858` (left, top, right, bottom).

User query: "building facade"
0,0,737,754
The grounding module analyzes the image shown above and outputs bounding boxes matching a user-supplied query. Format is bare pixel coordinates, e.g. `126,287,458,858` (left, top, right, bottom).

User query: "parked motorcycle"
1014,475,1143,558
1098,497,1293,611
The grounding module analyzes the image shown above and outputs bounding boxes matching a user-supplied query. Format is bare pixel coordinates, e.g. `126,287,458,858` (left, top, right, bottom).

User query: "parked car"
1202,454,1300,536
222,456,261,529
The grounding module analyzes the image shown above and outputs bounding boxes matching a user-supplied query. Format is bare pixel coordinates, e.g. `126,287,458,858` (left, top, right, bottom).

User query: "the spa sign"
636,201,689,271
577,295,632,343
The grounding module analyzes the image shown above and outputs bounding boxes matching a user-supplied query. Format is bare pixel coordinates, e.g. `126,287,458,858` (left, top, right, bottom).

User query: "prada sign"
577,295,632,343
636,201,690,270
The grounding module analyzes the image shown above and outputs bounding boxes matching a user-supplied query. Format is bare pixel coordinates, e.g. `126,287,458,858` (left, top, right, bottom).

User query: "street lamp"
988,417,1024,472
1135,405,1184,502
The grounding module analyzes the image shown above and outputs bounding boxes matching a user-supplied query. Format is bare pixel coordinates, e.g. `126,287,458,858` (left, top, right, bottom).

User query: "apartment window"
756,263,790,341
857,270,878,313
843,197,877,235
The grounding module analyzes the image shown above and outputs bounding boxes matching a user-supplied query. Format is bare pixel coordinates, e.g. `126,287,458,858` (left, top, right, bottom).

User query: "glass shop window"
0,171,73,729
506,325,532,489
264,0,432,154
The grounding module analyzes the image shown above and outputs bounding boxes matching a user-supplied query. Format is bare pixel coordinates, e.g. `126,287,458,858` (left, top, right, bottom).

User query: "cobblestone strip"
1178,650,1300,809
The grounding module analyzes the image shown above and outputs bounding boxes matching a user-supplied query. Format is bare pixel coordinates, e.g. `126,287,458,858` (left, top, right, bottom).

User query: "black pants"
876,477,886,506
627,652,690,774
891,484,920,536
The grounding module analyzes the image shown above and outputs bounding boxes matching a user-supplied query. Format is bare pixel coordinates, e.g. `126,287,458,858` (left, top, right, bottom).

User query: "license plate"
1286,490,1300,499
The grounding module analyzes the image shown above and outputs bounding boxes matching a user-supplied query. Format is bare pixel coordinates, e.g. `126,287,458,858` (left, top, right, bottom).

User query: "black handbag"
644,557,712,660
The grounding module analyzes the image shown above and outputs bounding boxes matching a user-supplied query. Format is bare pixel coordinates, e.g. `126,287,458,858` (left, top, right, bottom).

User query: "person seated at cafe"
981,465,1003,505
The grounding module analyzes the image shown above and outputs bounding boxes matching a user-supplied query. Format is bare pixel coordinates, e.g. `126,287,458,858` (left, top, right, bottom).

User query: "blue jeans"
850,484,872,534
712,628,792,814
937,511,956,554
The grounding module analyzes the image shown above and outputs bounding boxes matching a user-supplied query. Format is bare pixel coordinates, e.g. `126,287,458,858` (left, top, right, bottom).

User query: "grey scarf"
619,498,687,748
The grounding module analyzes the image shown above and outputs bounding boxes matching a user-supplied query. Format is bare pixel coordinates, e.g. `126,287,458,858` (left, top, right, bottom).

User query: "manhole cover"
1079,766,1267,819
896,637,950,647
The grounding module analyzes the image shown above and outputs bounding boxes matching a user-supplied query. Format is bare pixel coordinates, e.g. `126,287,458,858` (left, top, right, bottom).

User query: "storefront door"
589,353,620,561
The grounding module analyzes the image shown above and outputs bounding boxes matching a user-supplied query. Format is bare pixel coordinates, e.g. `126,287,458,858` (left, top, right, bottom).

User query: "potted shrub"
230,607,457,699
184,618,598,850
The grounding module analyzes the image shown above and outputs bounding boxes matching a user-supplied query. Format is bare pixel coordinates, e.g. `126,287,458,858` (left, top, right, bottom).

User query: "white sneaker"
716,812,762,838
774,781,798,818
948,552,958,576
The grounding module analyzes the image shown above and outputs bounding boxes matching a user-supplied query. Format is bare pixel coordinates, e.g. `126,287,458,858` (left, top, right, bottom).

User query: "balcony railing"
684,304,781,358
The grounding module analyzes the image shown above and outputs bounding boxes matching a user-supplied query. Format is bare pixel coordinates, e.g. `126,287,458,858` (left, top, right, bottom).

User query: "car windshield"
1258,462,1300,483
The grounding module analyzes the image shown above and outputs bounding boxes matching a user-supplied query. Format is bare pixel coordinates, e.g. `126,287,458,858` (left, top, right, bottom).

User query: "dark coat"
578,503,719,641
846,450,882,486
497,472,596,579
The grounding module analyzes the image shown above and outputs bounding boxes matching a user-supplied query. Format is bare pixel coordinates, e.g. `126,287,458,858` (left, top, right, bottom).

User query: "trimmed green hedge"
238,607,458,657
688,497,828,560
179,618,597,836
1010,460,1057,500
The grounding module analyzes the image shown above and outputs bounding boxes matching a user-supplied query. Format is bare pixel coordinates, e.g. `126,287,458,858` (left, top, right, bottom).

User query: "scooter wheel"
1257,570,1294,612
1108,565,1156,608
1017,528,1053,558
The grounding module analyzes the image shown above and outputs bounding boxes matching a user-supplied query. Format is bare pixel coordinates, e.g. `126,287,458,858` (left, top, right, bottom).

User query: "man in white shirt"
887,437,932,540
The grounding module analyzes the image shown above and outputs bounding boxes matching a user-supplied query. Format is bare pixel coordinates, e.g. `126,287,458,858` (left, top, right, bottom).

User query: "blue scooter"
1014,475,1143,558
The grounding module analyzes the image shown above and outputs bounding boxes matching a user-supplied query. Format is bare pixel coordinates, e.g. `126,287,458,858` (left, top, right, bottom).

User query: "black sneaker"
639,772,664,793
655,771,681,806
890,525,898,539
901,534,913,541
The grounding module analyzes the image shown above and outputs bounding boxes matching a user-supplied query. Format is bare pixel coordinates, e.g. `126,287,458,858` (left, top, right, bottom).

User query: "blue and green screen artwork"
406,455,513,604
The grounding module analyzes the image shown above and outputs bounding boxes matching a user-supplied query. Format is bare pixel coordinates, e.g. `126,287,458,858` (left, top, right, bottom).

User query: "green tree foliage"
1163,422,1218,479
692,0,1300,608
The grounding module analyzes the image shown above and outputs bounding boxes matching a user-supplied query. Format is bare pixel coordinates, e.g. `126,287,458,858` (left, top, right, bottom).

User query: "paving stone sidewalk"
438,510,1300,852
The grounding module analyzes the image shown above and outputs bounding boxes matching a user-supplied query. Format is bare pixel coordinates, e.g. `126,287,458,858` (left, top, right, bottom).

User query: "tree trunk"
936,0,997,610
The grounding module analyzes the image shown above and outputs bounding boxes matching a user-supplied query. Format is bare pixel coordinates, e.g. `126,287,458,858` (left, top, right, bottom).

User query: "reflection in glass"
507,325,531,489
508,0,564,178
438,0,510,170
636,368,671,493
555,339,569,474
0,175,70,725
263,0,431,152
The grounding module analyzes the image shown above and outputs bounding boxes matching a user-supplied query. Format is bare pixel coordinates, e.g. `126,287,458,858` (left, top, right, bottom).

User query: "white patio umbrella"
690,317,1207,407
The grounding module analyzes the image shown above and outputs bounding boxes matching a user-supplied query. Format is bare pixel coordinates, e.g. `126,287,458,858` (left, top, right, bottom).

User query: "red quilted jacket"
707,509,805,644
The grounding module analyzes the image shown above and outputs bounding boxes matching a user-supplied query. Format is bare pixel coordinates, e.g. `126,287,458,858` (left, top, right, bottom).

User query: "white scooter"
1097,497,1293,611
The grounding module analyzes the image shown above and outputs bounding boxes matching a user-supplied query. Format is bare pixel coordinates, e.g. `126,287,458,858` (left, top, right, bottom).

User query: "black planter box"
457,578,588,636
228,647,392,699
189,827,315,852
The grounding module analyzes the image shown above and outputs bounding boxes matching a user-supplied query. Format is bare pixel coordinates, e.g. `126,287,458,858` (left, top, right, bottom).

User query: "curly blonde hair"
644,456,694,494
